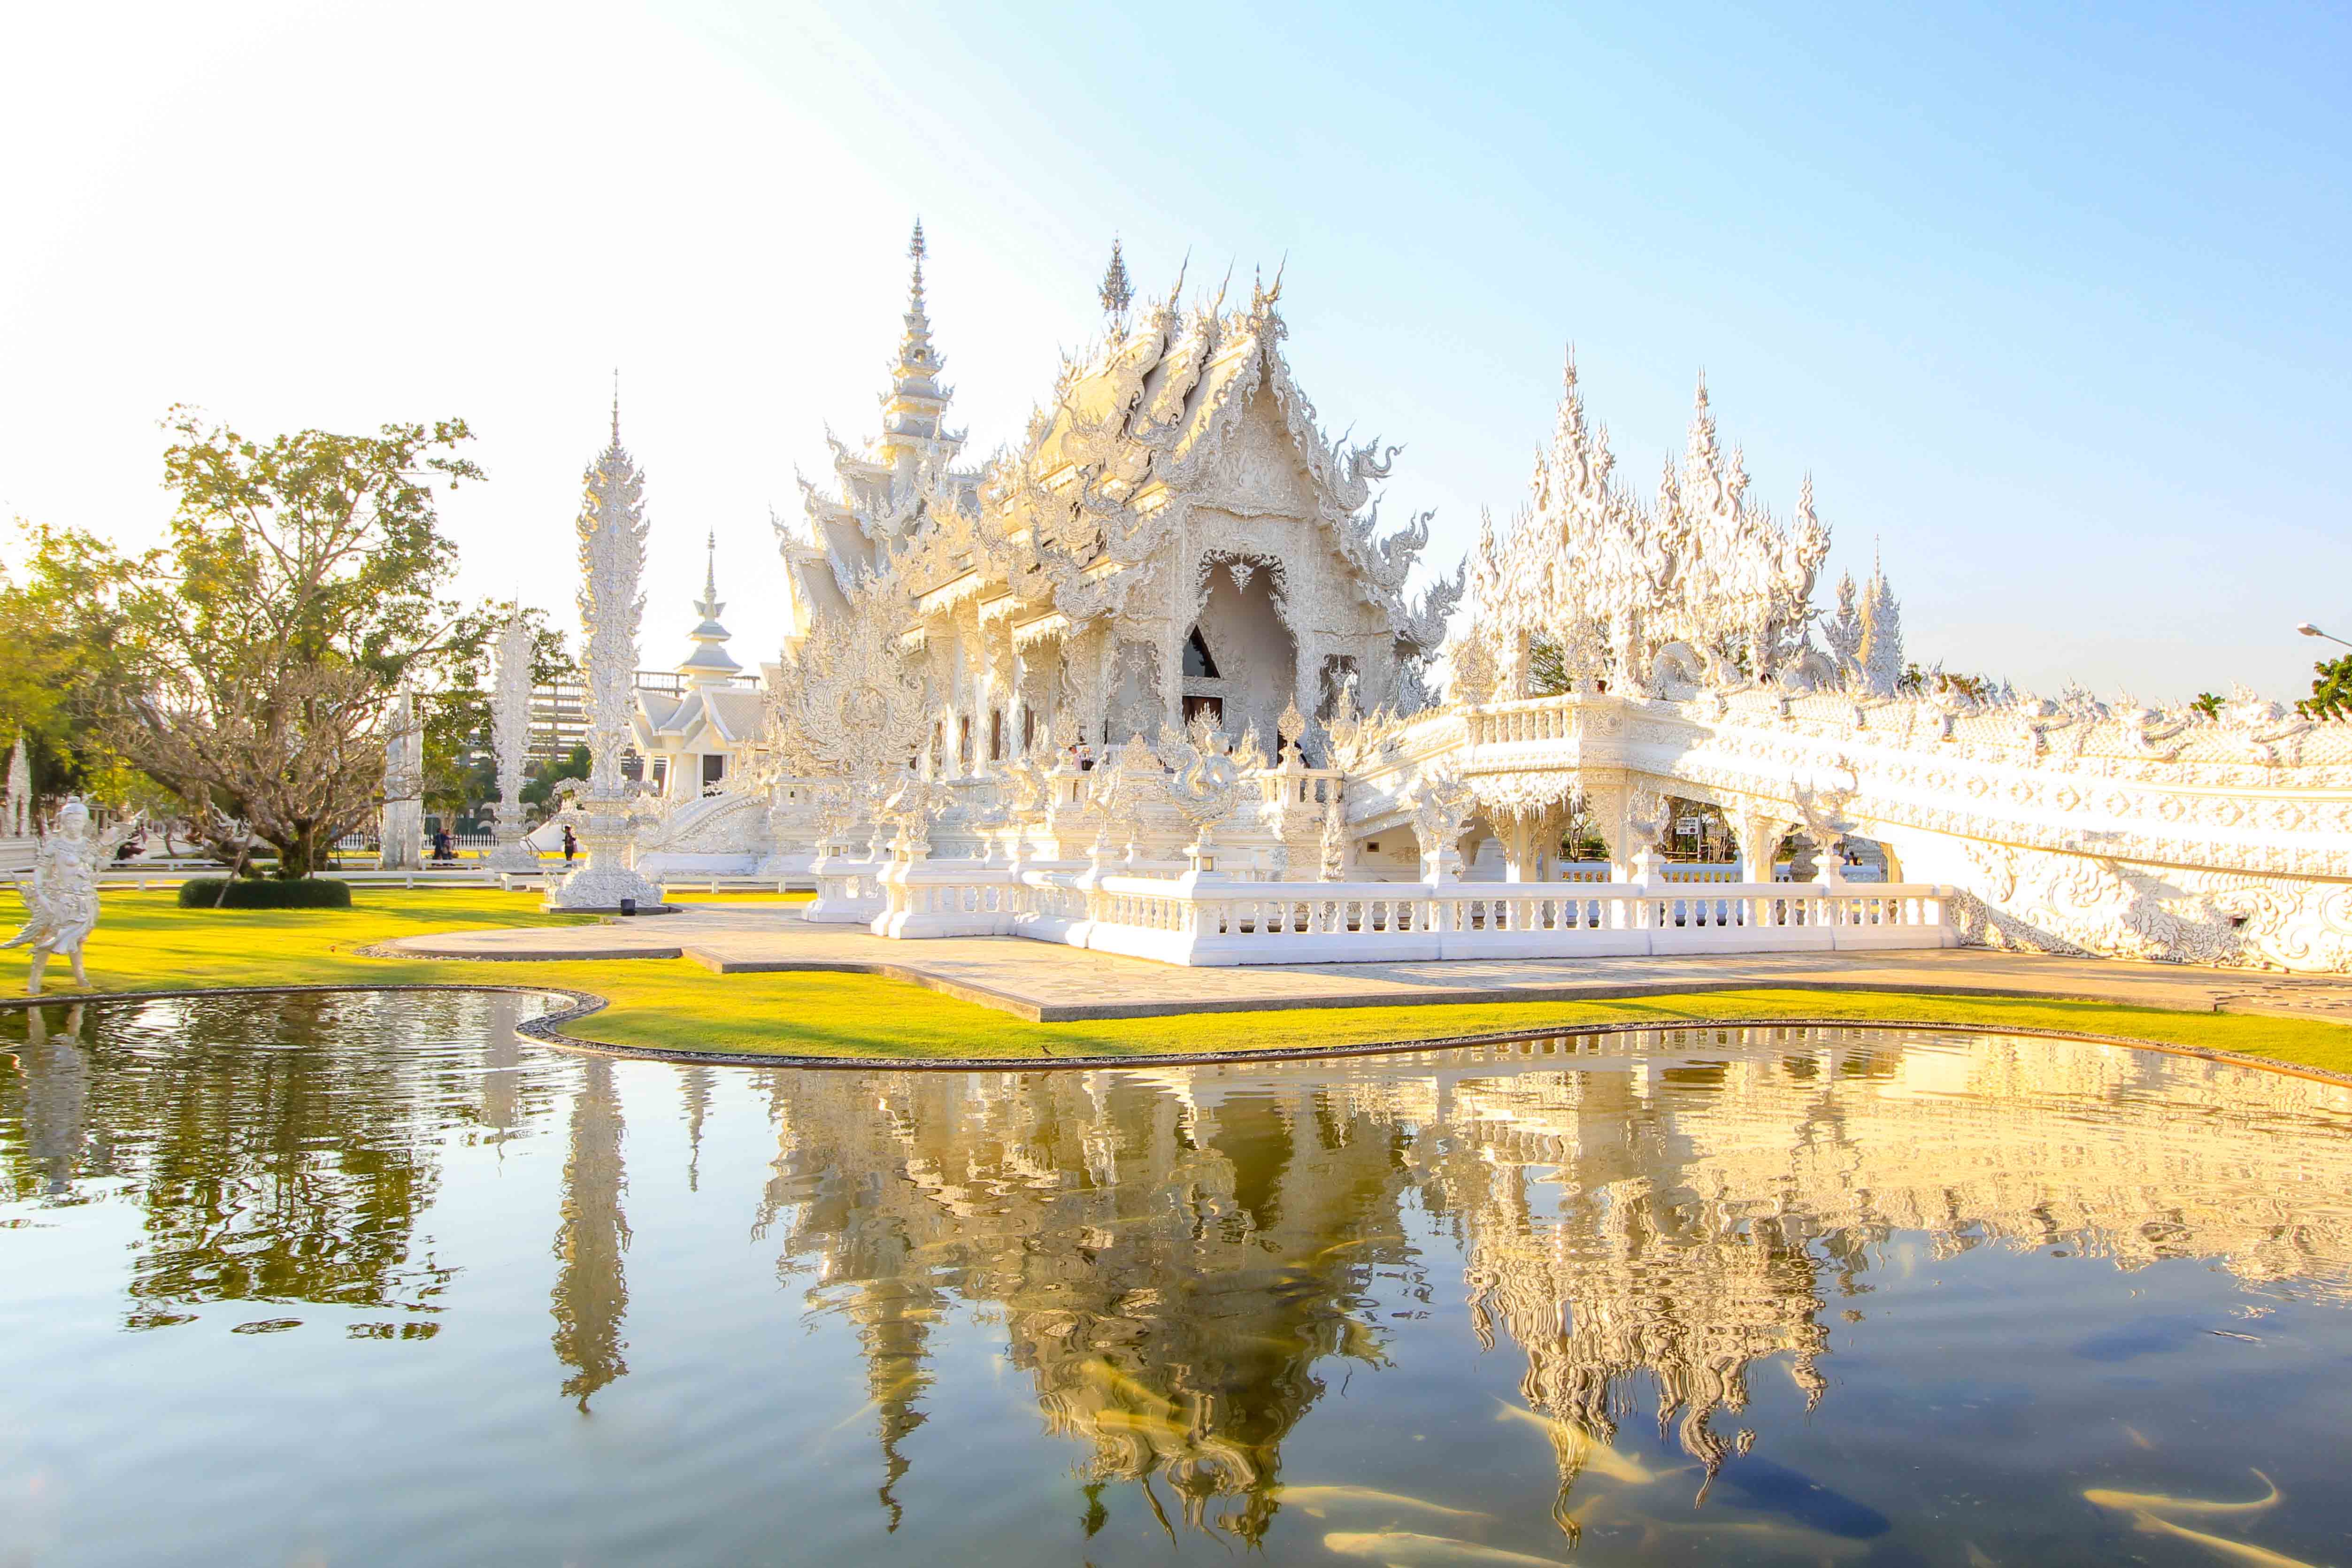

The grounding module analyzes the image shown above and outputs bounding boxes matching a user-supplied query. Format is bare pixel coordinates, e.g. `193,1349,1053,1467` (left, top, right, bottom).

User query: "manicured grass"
5,887,2350,1073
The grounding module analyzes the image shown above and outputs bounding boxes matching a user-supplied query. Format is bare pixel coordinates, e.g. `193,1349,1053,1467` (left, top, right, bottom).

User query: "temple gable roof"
778,244,1466,665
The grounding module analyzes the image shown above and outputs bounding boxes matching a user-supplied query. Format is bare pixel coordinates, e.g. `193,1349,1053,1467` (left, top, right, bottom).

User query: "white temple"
775,224,1456,771
587,224,2351,972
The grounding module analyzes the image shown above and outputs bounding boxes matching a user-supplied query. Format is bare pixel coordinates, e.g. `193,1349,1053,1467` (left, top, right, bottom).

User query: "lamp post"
2297,622,2352,649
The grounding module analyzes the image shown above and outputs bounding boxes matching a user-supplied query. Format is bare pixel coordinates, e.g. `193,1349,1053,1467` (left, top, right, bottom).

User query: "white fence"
814,855,1959,966
93,867,808,895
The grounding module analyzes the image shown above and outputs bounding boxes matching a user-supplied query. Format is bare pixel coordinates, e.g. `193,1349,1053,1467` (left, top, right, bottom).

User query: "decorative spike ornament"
1098,235,1134,322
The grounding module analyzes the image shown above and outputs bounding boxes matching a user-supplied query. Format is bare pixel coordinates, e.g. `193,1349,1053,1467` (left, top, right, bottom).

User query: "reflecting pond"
6,993,2352,1566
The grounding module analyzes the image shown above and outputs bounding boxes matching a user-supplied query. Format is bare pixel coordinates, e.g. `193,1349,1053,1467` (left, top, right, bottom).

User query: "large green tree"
0,522,149,809
103,408,485,876
2303,654,2352,721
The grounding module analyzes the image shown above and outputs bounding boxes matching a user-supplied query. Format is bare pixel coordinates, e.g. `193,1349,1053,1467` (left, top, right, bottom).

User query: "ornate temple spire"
679,529,741,688
1098,235,1133,323
879,219,952,455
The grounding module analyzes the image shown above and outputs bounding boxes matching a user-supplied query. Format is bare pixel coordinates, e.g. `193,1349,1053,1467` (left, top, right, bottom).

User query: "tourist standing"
561,825,577,865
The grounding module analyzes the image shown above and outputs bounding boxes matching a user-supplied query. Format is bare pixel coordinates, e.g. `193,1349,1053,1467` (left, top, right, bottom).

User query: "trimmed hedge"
176,878,354,910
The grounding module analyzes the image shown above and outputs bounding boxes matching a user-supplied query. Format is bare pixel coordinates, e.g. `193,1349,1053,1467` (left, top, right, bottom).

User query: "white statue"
6,799,138,995
4,736,28,837
1318,792,1348,881
487,615,538,870
1408,769,1475,883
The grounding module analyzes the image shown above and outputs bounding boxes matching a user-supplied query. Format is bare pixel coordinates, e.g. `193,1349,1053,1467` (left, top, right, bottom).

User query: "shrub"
176,878,354,910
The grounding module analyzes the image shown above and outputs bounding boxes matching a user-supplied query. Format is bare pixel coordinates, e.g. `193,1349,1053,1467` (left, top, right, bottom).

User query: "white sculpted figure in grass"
6,800,138,995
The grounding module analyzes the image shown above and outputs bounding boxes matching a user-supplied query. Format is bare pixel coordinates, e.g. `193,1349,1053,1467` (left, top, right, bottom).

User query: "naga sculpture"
1160,715,1249,872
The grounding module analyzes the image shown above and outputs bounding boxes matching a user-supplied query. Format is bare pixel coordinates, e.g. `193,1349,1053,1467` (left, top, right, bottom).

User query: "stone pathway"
378,908,2352,1025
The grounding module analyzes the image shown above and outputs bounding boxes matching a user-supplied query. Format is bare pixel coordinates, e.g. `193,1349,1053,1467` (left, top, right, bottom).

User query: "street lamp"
2298,622,2352,649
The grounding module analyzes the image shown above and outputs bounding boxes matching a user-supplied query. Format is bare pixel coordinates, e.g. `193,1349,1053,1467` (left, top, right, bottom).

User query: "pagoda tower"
875,220,955,465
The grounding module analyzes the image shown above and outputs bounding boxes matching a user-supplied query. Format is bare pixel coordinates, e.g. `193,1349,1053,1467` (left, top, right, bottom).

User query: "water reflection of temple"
10,1004,2352,1539
759,1067,1422,1539
744,1027,2352,1535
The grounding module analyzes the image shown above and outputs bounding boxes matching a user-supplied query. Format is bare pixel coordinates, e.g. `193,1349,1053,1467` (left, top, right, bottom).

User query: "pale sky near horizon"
2,1,2346,703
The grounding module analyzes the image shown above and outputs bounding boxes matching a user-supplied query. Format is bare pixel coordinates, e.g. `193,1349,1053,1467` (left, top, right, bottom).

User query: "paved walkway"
377,908,2352,1024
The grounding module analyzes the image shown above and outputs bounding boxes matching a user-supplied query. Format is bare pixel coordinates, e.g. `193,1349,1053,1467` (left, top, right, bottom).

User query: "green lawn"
5,886,2349,1072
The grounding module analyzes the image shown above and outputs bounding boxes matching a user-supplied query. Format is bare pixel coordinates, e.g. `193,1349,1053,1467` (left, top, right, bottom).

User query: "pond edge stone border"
4,982,2350,1090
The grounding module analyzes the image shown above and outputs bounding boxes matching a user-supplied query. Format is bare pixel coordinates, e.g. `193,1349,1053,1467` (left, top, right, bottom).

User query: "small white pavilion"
632,534,764,797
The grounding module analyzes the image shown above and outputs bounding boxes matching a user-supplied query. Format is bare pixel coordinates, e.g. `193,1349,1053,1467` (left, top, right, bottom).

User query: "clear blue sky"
3,1,2345,700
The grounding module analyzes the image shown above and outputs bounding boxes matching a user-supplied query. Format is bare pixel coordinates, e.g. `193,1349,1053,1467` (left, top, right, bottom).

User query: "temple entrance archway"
1186,557,1296,755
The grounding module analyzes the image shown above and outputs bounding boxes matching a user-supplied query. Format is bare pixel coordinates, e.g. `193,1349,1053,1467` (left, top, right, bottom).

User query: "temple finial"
898,218,938,364
610,368,620,445
704,530,718,601
1098,235,1133,321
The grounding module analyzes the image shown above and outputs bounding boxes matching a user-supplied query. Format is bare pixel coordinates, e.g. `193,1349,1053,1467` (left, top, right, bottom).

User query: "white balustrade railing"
1466,698,1578,749
818,854,1959,965
1254,769,1345,808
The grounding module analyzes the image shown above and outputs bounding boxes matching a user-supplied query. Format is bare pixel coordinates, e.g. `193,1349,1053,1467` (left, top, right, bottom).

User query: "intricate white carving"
6,800,138,994
1159,715,1249,869
1409,769,1475,882
770,238,1455,839
1464,357,1829,698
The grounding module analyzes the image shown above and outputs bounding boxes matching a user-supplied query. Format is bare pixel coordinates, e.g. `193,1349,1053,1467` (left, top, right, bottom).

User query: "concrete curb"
362,938,2352,1028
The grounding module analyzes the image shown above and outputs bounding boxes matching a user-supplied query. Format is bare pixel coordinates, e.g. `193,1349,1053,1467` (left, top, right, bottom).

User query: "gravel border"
4,982,2349,1089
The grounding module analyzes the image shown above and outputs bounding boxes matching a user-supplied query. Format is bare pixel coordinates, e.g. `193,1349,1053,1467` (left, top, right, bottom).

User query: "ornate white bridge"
718,668,2351,973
